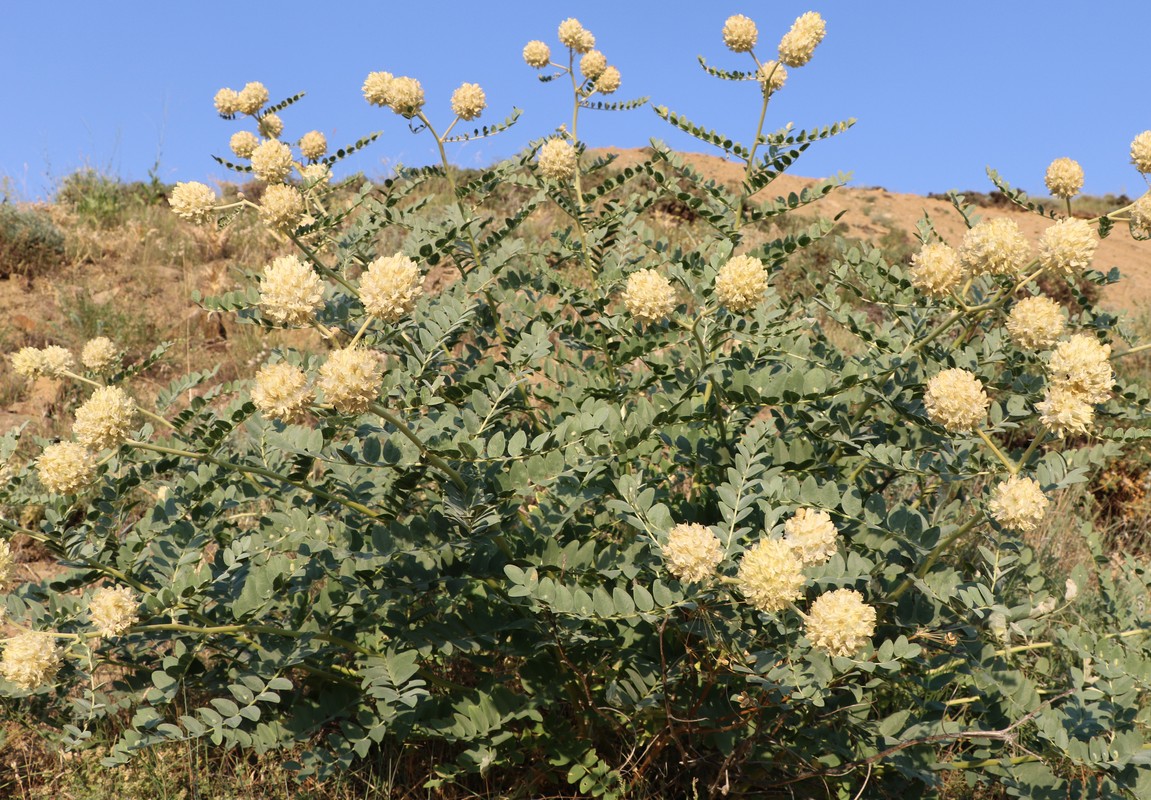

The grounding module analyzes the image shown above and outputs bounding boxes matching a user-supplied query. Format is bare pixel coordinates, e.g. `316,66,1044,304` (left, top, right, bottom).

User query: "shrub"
4,10,1151,799
0,204,65,280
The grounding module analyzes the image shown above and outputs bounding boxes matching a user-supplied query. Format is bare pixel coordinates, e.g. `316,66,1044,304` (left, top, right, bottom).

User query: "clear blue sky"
4,1,1150,200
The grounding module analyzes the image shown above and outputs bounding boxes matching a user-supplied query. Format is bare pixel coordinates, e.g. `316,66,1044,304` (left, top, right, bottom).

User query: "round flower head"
1131,131,1151,174
783,508,838,566
39,346,76,378
38,442,97,494
580,50,607,81
387,76,425,117
1044,157,1084,199
237,81,270,115
910,242,964,297
758,61,787,93
1005,296,1066,350
1037,384,1094,437
230,130,260,159
450,83,487,121
73,386,137,451
258,113,283,139
258,184,306,232
923,368,989,432
0,539,12,586
722,14,758,53
360,253,424,322
1047,334,1112,404
537,138,578,181
1131,193,1151,238
88,586,139,638
169,181,217,224
621,269,677,324
318,348,382,415
252,362,313,424
523,40,552,68
1038,218,1098,275
249,139,294,184
299,163,332,186
737,538,805,614
362,71,395,106
297,131,326,161
663,523,724,584
260,255,324,327
574,29,596,54
959,218,1032,277
778,11,827,67
11,347,46,379
594,66,621,95
557,18,584,48
715,255,769,312
805,588,876,658
988,475,1049,532
213,87,242,116
1,632,61,690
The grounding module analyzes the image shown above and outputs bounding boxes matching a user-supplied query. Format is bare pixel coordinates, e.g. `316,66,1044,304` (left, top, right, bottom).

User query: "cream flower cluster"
1038,218,1098,275
595,66,621,95
722,14,758,53
778,11,826,67
909,242,963,297
523,41,551,68
318,348,382,415
362,71,395,106
580,50,607,81
1037,385,1095,437
260,255,325,326
237,82,269,115
1,632,61,690
924,369,989,433
0,540,12,586
451,83,487,121
663,523,724,583
988,475,1049,532
73,386,137,451
621,269,677,324
537,139,578,181
259,113,283,140
1005,295,1065,350
213,88,242,116
805,589,876,657
558,18,595,53
37,442,96,494
1132,194,1151,239
737,539,804,613
11,345,75,380
169,182,218,224
757,61,787,93
299,163,332,186
250,139,294,184
959,218,1031,277
387,77,425,117
251,362,313,424
783,508,838,566
259,184,305,232
1044,157,1084,199
715,255,769,312
1131,131,1151,174
88,586,139,637
1047,334,1112,404
230,130,260,159
299,130,327,161
360,254,424,322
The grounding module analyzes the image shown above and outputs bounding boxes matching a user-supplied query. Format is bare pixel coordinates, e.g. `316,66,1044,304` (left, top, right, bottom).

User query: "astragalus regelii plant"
6,10,1151,798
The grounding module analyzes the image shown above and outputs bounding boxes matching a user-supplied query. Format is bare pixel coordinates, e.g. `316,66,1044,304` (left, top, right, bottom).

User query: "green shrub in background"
0,203,65,280
5,10,1151,798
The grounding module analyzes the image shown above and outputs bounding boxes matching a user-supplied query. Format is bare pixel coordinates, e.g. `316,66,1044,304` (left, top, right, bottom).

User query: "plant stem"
368,403,466,491
976,429,1017,475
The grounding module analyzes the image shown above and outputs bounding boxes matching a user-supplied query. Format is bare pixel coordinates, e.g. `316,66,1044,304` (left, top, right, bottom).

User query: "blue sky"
3,1,1150,200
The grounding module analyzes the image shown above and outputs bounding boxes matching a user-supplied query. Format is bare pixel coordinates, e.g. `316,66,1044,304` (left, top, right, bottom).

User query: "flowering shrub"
5,10,1151,798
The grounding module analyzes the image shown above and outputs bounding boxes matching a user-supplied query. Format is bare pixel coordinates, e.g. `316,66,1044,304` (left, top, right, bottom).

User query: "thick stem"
368,403,466,491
